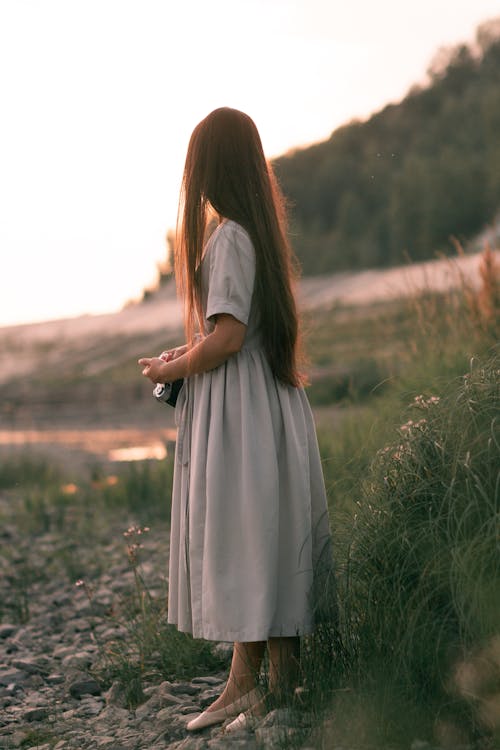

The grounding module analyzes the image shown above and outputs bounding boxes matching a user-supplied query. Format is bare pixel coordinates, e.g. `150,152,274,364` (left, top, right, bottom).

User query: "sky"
1,0,499,327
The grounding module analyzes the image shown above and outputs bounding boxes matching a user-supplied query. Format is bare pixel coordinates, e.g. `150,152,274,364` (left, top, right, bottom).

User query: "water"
0,427,177,464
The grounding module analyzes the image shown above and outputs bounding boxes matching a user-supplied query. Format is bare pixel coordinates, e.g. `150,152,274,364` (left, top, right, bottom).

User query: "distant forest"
273,19,500,274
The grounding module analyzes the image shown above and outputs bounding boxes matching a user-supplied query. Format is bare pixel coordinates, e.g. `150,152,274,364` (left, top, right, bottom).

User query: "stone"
199,687,223,708
24,706,49,722
12,658,49,675
69,675,101,698
99,626,128,641
135,694,157,720
46,672,65,684
191,675,224,686
25,673,45,688
159,691,183,705
172,738,207,750
51,592,73,606
169,682,200,696
75,699,104,717
93,705,131,726
0,669,29,686
178,703,202,714
157,706,179,721
104,680,128,707
67,617,92,632
62,651,93,669
255,725,301,748
0,624,17,639
24,690,48,707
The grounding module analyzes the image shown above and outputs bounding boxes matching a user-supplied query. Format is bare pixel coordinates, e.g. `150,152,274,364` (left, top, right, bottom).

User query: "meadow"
0,246,498,749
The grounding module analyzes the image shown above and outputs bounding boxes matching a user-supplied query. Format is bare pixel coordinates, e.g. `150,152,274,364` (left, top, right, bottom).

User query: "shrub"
341,352,500,742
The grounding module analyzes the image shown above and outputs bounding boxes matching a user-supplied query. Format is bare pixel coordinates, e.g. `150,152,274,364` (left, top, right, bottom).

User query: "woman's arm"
138,314,246,383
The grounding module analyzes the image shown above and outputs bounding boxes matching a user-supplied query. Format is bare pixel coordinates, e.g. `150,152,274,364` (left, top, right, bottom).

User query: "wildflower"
127,542,144,565
123,525,151,538
412,394,440,409
376,445,392,456
392,444,405,460
75,579,93,600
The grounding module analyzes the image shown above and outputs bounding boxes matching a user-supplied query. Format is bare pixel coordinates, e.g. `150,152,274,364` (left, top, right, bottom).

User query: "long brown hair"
175,107,304,387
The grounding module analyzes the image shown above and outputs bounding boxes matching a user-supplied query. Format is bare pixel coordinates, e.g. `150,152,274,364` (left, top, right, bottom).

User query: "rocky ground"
0,493,329,750
0,489,464,750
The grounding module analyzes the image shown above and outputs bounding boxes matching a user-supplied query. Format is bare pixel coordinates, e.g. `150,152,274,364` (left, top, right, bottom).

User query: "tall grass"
301,245,500,748
337,356,499,741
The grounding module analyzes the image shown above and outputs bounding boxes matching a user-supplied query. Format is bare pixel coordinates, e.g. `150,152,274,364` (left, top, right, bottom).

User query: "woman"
138,107,333,732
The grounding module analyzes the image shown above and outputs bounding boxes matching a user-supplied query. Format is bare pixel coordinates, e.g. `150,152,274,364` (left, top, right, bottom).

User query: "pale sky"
1,0,499,327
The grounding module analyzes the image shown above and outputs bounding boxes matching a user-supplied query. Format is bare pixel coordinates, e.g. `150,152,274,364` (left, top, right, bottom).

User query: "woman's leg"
267,636,300,703
205,640,266,712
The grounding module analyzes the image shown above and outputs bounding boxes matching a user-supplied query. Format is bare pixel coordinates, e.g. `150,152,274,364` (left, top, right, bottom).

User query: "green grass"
293,254,500,748
337,356,499,738
1,454,174,538
0,454,62,490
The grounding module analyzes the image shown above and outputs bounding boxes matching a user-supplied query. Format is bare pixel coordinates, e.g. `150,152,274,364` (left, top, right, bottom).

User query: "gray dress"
167,220,333,642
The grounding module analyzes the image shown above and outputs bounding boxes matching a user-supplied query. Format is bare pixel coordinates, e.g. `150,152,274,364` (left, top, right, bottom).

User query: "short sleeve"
206,223,256,325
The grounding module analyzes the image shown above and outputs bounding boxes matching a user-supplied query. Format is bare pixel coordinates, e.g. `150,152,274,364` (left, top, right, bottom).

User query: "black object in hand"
153,379,184,407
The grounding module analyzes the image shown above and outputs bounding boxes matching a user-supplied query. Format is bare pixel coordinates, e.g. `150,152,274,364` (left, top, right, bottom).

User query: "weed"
84,526,228,709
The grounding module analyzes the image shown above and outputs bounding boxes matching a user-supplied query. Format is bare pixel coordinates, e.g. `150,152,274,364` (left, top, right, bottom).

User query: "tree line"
273,19,500,275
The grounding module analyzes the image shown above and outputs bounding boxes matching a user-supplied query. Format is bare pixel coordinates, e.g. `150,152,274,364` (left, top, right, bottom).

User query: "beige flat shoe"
225,696,270,733
186,686,263,732
224,710,254,733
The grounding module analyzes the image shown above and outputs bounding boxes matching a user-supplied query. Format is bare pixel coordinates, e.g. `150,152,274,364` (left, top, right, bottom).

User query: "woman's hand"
138,356,167,384
159,345,188,362
139,316,246,384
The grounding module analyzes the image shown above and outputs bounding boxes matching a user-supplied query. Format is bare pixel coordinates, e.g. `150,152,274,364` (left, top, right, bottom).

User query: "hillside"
274,18,500,275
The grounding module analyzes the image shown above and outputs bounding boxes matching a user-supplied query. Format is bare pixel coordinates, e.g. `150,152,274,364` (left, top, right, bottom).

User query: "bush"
341,352,500,742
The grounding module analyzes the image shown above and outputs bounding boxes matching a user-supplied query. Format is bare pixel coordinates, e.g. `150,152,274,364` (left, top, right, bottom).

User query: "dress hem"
167,618,314,642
